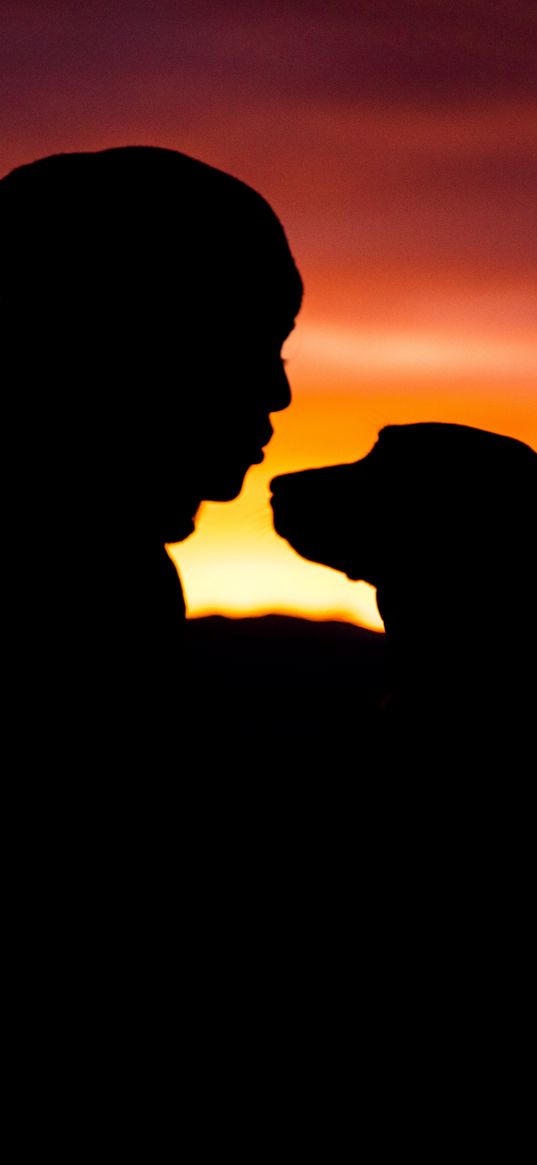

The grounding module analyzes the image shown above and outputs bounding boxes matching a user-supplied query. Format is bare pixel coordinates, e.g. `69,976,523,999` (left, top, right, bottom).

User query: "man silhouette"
1,146,303,754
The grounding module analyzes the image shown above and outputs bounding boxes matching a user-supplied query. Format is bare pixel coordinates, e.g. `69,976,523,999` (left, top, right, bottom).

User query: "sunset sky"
2,1,535,629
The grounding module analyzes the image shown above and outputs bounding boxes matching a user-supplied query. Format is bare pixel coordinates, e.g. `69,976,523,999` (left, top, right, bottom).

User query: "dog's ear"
380,425,536,611
378,420,536,513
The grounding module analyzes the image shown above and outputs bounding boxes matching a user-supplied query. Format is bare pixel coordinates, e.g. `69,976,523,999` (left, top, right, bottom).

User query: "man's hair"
0,146,303,336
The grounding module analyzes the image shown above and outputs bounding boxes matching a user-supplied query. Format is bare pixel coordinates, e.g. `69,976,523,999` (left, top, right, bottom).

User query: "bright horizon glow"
296,321,537,380
169,540,384,630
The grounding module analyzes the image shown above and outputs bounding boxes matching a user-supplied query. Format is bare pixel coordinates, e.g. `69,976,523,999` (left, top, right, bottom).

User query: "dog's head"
271,423,536,632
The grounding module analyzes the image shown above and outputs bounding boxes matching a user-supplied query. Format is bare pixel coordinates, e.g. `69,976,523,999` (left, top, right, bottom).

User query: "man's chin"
206,487,243,502
203,469,250,502
162,514,198,543
160,498,202,544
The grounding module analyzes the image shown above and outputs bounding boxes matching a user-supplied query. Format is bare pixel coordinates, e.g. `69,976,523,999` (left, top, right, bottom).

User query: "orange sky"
2,1,536,629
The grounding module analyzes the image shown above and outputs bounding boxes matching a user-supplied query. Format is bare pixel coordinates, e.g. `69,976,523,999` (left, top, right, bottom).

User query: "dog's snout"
271,463,357,498
269,457,380,584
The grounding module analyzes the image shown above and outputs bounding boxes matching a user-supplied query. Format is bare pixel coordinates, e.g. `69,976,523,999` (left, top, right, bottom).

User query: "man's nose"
268,363,292,413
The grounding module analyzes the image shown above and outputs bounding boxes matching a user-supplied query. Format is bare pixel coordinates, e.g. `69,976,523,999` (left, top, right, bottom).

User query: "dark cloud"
2,0,536,109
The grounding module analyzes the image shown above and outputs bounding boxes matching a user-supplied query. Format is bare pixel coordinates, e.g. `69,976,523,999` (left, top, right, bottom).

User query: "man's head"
1,146,303,540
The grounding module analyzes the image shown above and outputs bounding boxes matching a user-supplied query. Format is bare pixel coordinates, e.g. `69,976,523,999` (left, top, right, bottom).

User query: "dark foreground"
185,614,388,763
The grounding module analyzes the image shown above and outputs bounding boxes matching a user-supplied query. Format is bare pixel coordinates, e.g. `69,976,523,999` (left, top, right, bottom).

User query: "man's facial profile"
1,145,303,544
154,311,299,538
192,318,296,501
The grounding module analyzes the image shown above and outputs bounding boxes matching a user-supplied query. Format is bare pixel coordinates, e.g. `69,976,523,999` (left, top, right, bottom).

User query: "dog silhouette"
271,422,536,757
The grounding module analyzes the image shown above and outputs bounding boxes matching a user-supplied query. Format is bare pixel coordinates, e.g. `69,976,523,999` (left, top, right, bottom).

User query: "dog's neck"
377,582,531,714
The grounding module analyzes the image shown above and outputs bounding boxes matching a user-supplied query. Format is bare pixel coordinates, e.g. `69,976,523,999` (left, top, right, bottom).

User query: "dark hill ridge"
186,613,386,681
185,615,387,760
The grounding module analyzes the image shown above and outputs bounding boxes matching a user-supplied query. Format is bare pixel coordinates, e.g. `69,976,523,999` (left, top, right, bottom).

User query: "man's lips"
249,425,274,463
